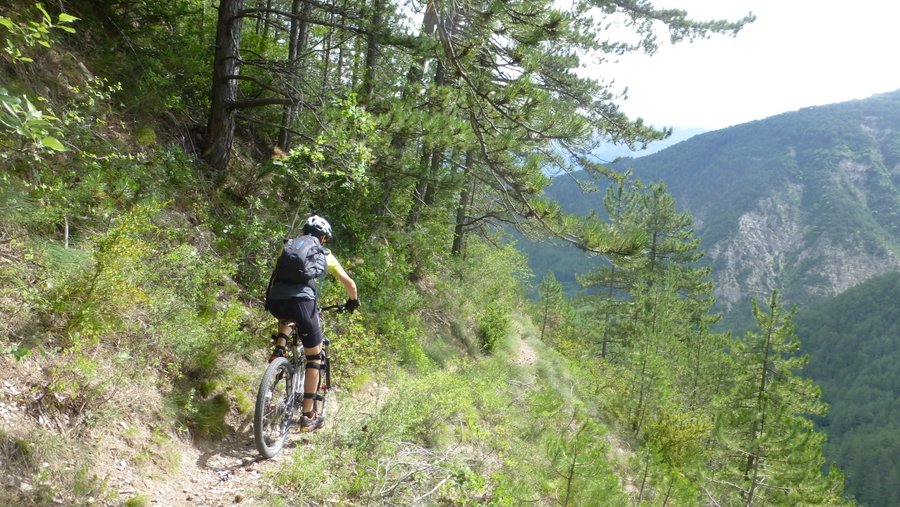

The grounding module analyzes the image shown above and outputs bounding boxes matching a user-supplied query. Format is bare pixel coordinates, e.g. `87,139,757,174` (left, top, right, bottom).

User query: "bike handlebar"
319,304,347,313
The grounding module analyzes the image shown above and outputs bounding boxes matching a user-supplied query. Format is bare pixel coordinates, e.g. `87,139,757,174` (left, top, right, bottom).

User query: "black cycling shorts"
266,297,323,349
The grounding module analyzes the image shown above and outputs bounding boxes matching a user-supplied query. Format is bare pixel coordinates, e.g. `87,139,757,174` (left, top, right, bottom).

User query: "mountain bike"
253,304,345,459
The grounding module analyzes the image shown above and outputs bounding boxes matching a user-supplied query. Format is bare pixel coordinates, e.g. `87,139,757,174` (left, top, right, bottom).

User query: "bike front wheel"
253,357,296,458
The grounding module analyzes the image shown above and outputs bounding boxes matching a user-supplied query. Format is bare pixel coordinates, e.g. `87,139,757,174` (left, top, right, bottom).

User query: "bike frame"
253,303,346,458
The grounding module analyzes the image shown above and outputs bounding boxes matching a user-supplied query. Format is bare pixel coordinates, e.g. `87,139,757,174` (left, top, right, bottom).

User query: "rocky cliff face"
708,183,804,310
708,178,899,311
654,104,900,316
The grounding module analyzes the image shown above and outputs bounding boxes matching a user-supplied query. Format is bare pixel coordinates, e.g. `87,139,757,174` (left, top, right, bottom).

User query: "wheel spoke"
254,359,297,457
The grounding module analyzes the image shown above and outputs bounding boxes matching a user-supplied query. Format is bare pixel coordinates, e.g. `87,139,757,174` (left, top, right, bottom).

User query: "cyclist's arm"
326,253,357,300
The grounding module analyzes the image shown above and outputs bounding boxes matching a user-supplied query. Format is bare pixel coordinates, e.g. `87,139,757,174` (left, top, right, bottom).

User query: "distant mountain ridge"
584,126,707,162
540,90,900,324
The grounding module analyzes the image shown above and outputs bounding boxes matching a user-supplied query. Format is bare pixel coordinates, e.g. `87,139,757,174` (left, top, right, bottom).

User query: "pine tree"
538,271,564,343
711,291,847,505
577,176,645,357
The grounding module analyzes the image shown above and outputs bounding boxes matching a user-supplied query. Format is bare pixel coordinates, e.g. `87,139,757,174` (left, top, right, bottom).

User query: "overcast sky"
599,0,900,132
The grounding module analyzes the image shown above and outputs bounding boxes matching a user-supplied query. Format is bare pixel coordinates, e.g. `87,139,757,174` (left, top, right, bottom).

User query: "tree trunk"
406,57,446,228
743,298,776,505
335,10,345,84
451,150,474,256
601,266,616,357
423,145,441,206
321,1,334,89
359,0,384,104
374,4,438,216
277,0,312,151
203,0,244,175
406,147,432,228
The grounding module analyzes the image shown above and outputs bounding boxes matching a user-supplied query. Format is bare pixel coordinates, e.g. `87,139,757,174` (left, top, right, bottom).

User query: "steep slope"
795,271,900,507
537,91,900,321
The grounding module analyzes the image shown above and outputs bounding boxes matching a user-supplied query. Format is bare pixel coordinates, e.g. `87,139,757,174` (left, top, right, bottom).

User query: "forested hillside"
795,271,900,507
532,91,900,325
520,90,900,506
1,1,851,505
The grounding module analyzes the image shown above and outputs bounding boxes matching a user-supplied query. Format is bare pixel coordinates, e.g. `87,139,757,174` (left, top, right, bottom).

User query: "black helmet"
302,215,333,239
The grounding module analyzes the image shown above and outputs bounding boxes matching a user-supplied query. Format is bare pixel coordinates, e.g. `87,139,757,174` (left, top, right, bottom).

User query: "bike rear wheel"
253,357,296,458
319,349,332,418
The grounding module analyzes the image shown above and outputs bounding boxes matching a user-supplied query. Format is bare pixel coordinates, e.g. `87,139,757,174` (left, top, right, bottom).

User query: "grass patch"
0,427,114,505
124,493,152,507
268,318,629,505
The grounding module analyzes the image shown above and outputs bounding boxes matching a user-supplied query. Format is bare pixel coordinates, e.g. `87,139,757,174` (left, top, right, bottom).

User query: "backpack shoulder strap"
264,238,289,310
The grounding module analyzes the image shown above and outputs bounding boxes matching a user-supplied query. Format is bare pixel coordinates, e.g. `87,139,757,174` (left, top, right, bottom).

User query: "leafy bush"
477,294,511,353
42,202,161,341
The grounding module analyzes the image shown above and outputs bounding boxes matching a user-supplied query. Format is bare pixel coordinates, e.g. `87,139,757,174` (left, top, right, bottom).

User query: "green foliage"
537,271,564,342
282,94,379,190
477,292,511,353
796,271,900,506
270,331,632,505
643,409,711,469
530,91,900,322
0,87,65,154
37,345,133,428
337,234,430,368
124,494,151,507
45,202,162,339
129,427,181,474
272,368,486,503
0,3,78,156
710,291,846,505
324,310,385,382
532,180,847,504
0,1,869,505
0,427,112,505
169,389,231,439
446,239,532,355
0,3,77,63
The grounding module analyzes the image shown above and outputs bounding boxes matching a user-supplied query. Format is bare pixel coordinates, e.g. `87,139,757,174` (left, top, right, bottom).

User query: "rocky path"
0,357,339,506
148,337,539,506
149,431,284,506
3,327,536,506
147,395,343,506
150,436,267,506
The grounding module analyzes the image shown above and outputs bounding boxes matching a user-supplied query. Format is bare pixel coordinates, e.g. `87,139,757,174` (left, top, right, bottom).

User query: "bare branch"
230,97,296,109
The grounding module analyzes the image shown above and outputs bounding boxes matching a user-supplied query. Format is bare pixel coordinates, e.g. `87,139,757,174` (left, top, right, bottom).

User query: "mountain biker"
265,215,359,431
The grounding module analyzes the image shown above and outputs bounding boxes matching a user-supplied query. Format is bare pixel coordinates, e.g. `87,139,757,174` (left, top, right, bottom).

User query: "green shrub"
39,346,131,428
477,295,511,354
124,494,152,507
43,202,163,342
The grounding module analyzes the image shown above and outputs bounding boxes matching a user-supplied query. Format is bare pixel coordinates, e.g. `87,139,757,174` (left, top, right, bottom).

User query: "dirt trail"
148,340,539,505
3,325,534,505
148,338,539,506
149,434,268,506
511,319,539,368
146,395,343,506
148,430,290,506
514,338,538,367
0,358,340,506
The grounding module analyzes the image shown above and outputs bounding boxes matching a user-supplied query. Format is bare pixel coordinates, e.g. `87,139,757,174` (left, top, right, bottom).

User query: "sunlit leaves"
0,3,78,62
0,4,79,155
0,87,65,156
281,94,379,192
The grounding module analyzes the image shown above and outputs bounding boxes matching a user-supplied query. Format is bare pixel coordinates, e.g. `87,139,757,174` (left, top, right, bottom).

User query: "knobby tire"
253,357,299,458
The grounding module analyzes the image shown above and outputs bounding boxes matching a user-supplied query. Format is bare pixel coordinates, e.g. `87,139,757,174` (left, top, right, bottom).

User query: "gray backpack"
272,234,326,285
